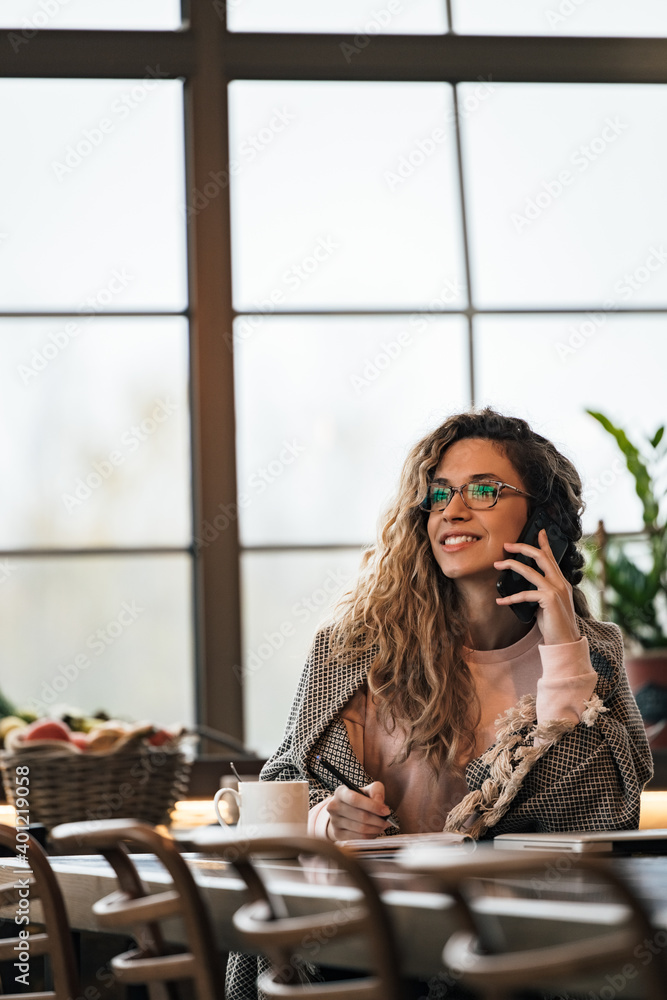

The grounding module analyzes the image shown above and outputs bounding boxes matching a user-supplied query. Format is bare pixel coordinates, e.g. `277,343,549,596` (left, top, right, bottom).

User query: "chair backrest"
406,848,666,1000
198,833,403,1000
50,819,224,1000
0,821,79,1000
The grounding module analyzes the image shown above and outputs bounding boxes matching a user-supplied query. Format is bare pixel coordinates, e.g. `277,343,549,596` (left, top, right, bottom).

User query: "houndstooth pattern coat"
225,616,653,999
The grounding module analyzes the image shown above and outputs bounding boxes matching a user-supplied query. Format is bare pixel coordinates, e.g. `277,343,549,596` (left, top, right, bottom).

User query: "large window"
231,76,667,753
1,4,666,758
0,74,193,726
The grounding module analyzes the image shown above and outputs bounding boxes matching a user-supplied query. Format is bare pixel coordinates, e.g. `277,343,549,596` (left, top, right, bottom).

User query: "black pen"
314,754,399,829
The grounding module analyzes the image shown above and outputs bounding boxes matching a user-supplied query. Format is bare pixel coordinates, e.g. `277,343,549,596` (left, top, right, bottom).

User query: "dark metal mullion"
228,306,667,316
221,34,667,84
4,31,667,84
185,3,243,741
1,29,195,78
18,305,667,319
230,308,466,317
0,311,188,319
182,70,202,751
446,0,454,34
451,84,476,407
456,306,667,314
242,545,368,555
0,548,191,558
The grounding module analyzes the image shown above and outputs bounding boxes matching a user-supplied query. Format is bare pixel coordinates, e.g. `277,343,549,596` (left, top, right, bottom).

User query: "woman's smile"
427,438,530,584
439,532,481,551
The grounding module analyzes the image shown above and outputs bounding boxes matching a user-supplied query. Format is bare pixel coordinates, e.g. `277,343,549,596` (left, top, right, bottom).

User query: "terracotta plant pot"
625,649,667,749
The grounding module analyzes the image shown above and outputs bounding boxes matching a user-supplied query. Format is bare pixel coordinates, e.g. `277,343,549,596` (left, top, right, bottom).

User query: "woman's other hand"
494,528,579,645
326,781,393,841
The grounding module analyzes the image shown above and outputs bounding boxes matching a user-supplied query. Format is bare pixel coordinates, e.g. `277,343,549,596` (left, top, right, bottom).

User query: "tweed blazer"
261,615,653,836
226,616,653,999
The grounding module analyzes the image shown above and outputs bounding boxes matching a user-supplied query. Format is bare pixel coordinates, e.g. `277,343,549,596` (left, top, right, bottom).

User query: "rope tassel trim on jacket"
444,693,609,840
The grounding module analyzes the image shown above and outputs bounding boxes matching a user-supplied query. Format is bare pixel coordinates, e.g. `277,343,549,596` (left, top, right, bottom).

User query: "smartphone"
496,507,569,623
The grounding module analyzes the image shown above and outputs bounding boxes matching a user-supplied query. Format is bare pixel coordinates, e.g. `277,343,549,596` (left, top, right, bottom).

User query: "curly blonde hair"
327,408,591,774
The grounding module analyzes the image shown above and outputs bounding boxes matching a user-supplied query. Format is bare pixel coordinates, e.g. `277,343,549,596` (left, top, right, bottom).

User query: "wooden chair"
199,833,403,1000
0,821,79,1000
50,819,224,1000
405,848,665,1000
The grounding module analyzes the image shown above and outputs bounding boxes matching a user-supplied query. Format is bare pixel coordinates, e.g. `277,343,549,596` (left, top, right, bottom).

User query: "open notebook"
336,831,473,854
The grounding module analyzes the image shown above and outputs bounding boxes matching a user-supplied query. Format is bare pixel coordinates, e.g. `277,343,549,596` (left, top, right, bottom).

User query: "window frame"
2,7,667,741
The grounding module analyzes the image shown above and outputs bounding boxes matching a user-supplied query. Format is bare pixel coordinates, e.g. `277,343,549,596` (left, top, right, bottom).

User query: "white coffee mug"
214,780,309,837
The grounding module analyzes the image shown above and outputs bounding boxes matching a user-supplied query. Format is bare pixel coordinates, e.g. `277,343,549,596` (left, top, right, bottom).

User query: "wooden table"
1,842,666,994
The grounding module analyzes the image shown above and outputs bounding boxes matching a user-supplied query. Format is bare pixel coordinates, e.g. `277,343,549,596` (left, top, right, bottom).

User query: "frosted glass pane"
229,82,466,310
453,0,667,36
0,317,191,548
0,80,186,310
0,554,194,727
462,83,667,308
227,0,447,33
234,315,469,546
473,315,667,535
1,1,182,29
241,550,363,757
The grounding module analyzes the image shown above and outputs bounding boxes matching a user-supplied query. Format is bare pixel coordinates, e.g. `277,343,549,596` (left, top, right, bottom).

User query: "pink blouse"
309,624,597,838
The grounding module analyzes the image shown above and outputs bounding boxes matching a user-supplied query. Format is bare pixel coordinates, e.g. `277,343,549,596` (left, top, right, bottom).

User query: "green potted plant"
586,410,667,745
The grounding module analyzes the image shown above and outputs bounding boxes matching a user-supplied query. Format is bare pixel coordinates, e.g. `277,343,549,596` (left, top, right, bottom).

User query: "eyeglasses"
421,480,533,512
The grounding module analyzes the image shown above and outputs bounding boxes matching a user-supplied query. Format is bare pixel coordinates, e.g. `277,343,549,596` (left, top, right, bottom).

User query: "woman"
263,407,651,839
227,409,652,997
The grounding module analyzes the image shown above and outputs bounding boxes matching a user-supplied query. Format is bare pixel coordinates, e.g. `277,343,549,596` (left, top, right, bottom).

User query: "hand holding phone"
496,508,569,623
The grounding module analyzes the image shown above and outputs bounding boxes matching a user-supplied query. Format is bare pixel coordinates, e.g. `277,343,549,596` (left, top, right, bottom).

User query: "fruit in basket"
63,713,92,733
63,712,110,734
69,733,90,751
86,724,130,752
22,719,72,742
1,710,184,756
0,716,28,746
148,727,178,747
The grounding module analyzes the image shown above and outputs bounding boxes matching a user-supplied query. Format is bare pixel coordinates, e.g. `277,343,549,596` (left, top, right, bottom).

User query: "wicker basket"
0,733,193,831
